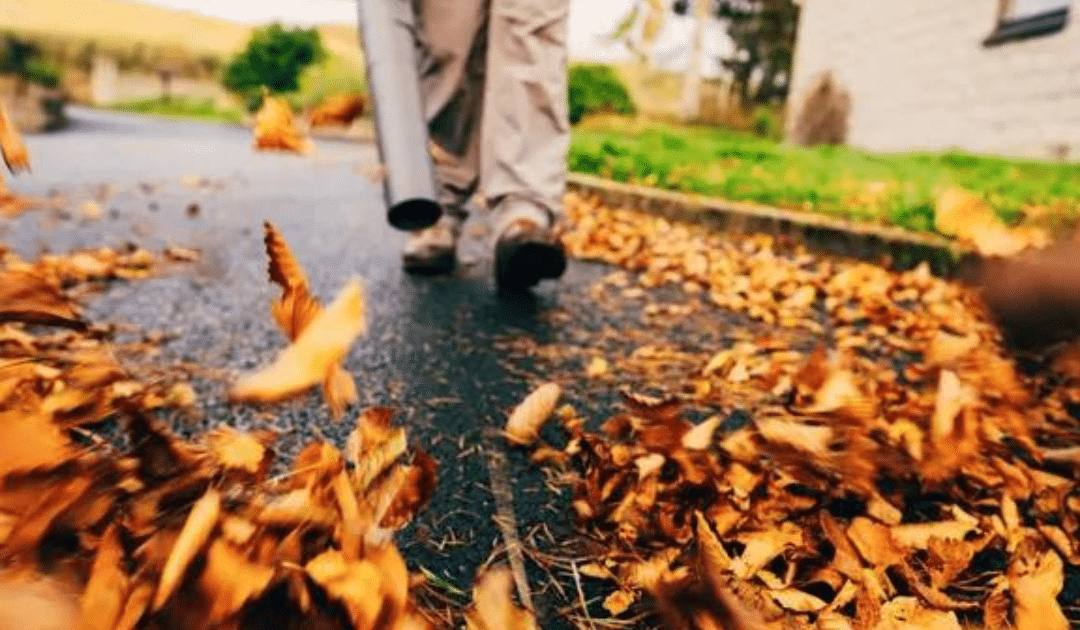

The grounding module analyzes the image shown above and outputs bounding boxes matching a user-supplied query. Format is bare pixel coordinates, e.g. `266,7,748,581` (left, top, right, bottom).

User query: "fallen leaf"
153,488,222,611
504,383,561,446
200,539,276,623
79,525,127,630
1008,534,1069,630
0,270,85,329
682,415,722,450
252,92,312,154
603,589,635,616
464,568,539,630
874,596,962,630
306,550,385,629
586,356,610,378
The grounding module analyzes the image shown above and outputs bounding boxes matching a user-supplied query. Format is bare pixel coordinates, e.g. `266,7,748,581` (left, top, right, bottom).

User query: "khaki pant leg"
409,0,490,217
481,0,571,230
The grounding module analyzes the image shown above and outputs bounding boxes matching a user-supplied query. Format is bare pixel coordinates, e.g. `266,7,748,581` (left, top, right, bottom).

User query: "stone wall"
785,0,1080,159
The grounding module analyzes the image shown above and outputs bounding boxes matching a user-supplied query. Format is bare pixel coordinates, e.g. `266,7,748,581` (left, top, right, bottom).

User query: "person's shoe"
494,217,567,292
402,215,460,274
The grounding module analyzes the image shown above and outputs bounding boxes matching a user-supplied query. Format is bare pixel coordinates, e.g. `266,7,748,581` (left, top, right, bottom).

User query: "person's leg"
399,0,490,273
482,0,571,290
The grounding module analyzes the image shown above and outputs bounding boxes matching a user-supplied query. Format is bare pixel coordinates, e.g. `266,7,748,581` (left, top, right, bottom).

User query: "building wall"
785,0,1080,159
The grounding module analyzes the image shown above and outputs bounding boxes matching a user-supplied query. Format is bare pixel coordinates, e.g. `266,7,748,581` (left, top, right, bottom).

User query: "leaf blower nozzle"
357,0,442,231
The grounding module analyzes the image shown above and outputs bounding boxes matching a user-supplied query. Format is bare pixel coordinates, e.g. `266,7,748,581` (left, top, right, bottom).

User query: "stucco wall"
785,0,1080,159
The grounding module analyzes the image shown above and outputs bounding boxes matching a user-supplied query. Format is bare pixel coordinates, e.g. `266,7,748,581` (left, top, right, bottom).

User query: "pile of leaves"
252,92,313,155
308,94,366,129
0,220,550,630
534,193,1080,629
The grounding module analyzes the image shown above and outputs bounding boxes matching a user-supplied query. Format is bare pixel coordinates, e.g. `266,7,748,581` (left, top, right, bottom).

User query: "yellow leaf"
153,488,221,611
1008,534,1069,630
0,99,29,174
231,279,366,404
504,383,561,446
79,525,127,630
464,568,539,630
586,356,609,378
874,597,961,630
681,415,722,450
603,589,635,616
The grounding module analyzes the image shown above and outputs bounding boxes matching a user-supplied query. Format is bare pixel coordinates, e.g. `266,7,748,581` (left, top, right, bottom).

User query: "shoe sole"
495,239,567,292
403,251,457,275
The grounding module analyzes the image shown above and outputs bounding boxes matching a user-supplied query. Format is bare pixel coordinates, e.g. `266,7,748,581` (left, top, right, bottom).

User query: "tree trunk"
678,0,709,122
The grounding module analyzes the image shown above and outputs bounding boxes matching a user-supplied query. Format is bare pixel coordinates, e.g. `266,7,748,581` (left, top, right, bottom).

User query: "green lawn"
568,115,1080,235
110,97,244,124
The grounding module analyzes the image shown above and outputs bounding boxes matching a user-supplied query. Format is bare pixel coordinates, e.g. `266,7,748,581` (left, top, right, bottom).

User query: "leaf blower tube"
357,0,441,231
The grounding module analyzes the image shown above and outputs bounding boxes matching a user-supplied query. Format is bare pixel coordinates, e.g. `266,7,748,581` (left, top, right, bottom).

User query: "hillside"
0,0,365,69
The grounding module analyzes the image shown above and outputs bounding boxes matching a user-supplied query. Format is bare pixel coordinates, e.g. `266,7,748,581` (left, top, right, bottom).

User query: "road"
6,108,748,623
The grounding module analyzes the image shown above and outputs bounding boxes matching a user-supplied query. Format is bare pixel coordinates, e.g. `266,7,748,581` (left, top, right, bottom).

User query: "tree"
677,0,710,121
717,0,799,106
673,0,799,108
222,23,324,104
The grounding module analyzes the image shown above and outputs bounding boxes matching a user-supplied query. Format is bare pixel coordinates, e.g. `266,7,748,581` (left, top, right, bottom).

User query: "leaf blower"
356,0,441,231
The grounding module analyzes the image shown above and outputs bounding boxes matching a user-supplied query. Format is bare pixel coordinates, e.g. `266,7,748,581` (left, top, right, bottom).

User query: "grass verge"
569,115,1080,234
109,97,244,124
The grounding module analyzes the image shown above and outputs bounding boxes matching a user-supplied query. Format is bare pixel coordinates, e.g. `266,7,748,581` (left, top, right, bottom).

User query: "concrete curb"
565,173,980,277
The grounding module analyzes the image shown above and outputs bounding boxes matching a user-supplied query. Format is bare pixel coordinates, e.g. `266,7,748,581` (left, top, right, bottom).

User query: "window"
985,0,1070,45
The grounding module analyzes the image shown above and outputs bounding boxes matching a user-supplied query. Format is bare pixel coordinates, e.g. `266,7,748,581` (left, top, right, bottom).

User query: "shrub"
22,58,61,89
568,63,635,125
750,105,782,139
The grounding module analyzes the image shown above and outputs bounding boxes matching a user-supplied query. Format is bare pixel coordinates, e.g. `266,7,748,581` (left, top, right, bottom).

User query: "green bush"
22,58,60,89
223,23,325,111
750,106,782,139
568,63,635,125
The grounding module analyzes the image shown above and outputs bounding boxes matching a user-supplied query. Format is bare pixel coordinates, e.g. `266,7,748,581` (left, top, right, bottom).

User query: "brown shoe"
494,217,567,291
402,215,460,275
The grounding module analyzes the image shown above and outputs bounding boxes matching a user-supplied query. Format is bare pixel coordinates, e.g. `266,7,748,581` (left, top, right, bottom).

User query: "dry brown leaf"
603,589,635,616
200,539,276,623
682,415,722,450
771,588,828,613
231,279,366,404
890,519,979,550
0,270,85,329
0,100,29,174
0,410,75,476
308,93,366,128
79,525,127,630
731,522,804,580
504,383,561,446
114,583,153,630
305,550,386,629
755,418,833,456
263,221,358,419
873,597,962,630
1008,535,1069,630
204,427,272,478
153,488,222,611
464,568,539,630
587,356,610,378
253,93,312,154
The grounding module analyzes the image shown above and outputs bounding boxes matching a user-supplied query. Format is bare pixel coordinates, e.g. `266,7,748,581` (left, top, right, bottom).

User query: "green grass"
569,116,1080,235
110,97,243,124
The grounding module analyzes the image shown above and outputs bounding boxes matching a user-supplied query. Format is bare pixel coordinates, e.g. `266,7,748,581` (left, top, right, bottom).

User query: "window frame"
984,0,1070,46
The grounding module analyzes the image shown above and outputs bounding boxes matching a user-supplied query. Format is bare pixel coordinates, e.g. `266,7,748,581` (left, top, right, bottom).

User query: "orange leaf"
231,279,366,404
252,94,312,154
200,539,276,623
504,383,561,446
0,99,29,174
0,269,85,329
79,525,128,630
153,488,221,611
464,568,539,630
204,427,273,478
